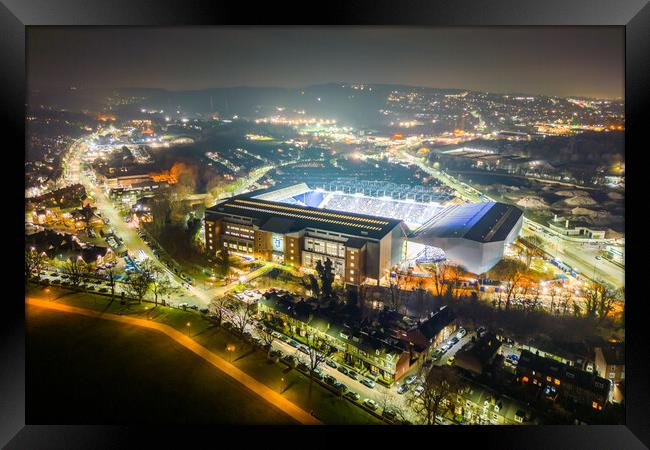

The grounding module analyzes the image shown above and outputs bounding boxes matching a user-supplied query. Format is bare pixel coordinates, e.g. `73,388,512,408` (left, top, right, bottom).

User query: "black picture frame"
4,0,648,448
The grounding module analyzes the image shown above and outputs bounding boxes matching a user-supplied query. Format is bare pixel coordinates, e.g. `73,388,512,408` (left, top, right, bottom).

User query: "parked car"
413,385,425,397
447,356,456,366
397,384,409,394
334,382,348,394
363,399,378,410
269,350,282,359
324,375,337,386
297,362,309,372
423,359,433,369
337,366,349,376
325,359,337,369
382,409,397,421
345,391,361,401
282,355,297,367
456,328,467,338
360,378,375,389
347,371,359,380
312,369,324,380
404,375,417,385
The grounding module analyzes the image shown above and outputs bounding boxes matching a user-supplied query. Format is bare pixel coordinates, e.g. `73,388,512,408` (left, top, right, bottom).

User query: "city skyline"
28,27,624,99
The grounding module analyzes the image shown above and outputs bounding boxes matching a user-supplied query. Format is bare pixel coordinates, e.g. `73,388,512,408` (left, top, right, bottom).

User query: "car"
423,359,433,369
288,340,300,348
440,344,450,354
334,382,348,393
413,385,425,397
382,409,397,421
347,371,359,380
99,287,108,293
271,331,282,339
242,331,253,339
345,391,361,401
476,326,487,337
199,308,209,314
189,304,198,310
324,375,337,386
297,362,309,372
404,375,417,385
312,369,324,381
269,350,282,359
363,398,378,410
282,355,297,367
360,378,375,389
447,356,455,366
456,328,467,338
298,345,309,355
325,359,337,369
337,366,349,376
397,384,409,394
450,337,459,345
596,256,602,260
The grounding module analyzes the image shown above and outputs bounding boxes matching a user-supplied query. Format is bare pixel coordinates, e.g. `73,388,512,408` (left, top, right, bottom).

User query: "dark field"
26,306,296,425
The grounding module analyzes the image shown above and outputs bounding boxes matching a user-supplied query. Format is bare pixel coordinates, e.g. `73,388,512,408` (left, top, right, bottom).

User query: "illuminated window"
546,376,552,383
350,262,355,268
521,376,529,383
350,270,354,275
592,402,598,409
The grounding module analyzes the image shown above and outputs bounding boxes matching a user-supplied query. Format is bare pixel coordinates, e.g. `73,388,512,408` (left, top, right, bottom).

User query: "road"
26,297,321,425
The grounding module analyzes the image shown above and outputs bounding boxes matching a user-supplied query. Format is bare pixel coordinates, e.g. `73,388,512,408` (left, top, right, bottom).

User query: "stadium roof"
206,192,404,240
410,202,523,243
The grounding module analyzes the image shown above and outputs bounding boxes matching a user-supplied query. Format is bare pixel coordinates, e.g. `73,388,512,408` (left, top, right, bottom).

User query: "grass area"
26,285,384,425
26,305,296,424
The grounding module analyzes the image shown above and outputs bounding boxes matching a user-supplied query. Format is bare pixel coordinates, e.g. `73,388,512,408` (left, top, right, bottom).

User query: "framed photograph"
5,0,648,448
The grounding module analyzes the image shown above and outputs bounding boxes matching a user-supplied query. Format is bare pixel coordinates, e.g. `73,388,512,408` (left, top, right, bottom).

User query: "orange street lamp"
226,343,236,362
186,322,191,337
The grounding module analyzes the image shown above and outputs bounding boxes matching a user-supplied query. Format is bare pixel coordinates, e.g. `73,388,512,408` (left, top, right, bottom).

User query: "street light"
186,322,191,337
226,344,236,362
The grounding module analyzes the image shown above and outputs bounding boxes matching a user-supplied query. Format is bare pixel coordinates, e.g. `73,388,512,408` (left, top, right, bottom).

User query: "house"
405,305,457,356
594,342,624,403
516,349,611,413
454,332,502,376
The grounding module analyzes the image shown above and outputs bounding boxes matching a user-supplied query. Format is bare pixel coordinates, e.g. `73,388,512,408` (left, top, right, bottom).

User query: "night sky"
28,27,624,99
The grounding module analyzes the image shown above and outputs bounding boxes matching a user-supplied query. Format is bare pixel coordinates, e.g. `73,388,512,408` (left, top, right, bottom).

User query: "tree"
25,248,45,283
230,299,255,336
102,265,118,300
147,263,173,306
209,296,229,327
315,258,335,303
307,274,320,298
584,281,618,323
410,366,462,425
305,333,327,406
519,236,544,268
124,265,153,303
388,281,401,311
214,245,242,280
259,326,276,358
427,261,449,298
63,256,87,289
488,258,528,310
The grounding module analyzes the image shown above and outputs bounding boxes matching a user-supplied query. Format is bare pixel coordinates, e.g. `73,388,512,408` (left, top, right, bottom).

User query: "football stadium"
204,182,523,282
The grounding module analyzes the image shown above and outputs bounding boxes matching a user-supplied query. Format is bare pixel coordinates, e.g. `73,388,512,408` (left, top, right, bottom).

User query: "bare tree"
305,333,328,406
102,265,118,300
519,235,544,268
388,281,401,311
488,258,527,310
583,281,618,323
148,263,173,306
209,296,229,327
25,248,46,283
63,256,87,289
410,366,462,425
230,299,255,335
124,265,153,303
428,261,449,298
259,326,276,358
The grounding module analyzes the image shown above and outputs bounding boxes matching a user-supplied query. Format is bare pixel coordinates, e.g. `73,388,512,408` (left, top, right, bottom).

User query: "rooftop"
207,191,405,240
411,201,523,243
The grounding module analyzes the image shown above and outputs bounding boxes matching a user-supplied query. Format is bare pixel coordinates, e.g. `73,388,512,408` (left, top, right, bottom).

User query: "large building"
407,201,524,274
204,183,523,281
205,185,408,284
